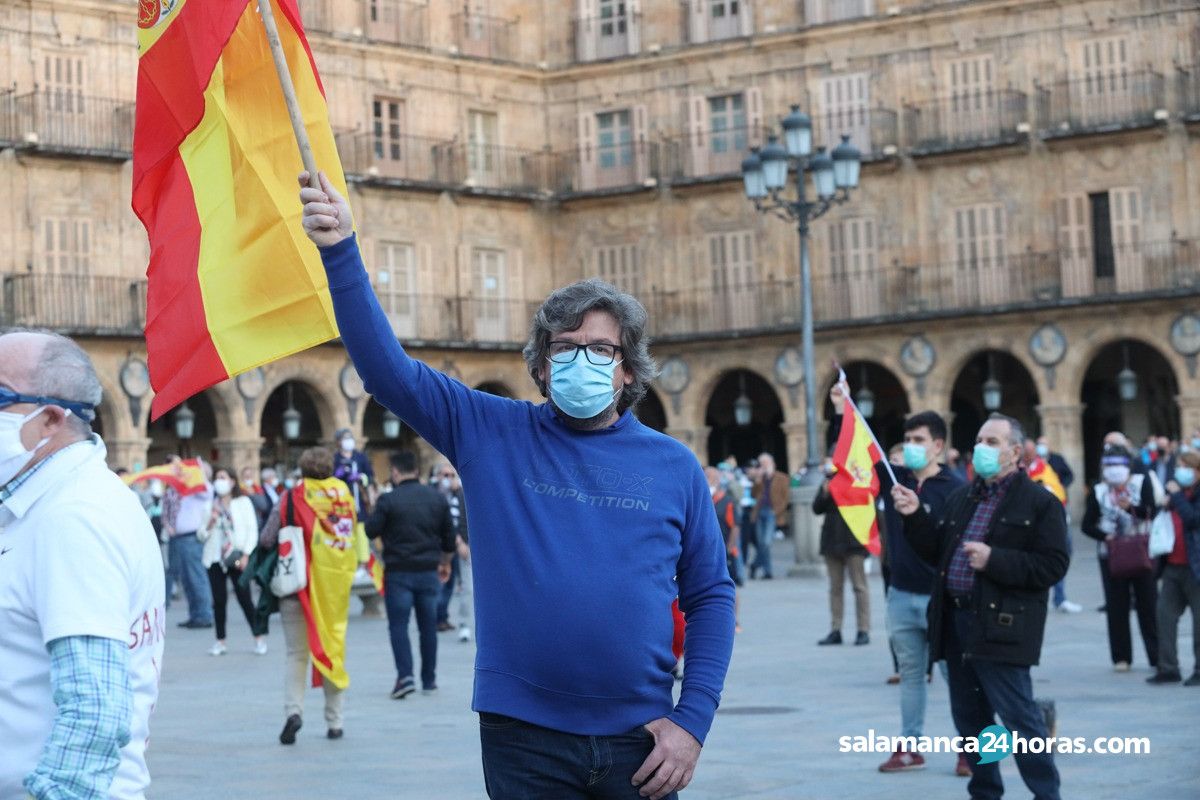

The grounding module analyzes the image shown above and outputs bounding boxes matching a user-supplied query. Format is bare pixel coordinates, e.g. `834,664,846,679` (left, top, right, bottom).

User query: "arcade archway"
949,350,1040,456
260,380,327,472
634,388,668,432
822,361,911,453
705,369,787,472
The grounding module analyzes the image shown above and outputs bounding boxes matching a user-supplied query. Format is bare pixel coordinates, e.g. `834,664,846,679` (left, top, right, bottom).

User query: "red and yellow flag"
133,0,348,419
289,478,358,689
830,386,884,557
124,457,209,496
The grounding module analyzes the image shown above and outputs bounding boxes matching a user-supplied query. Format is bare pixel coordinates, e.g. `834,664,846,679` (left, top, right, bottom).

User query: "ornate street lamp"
174,400,195,442
282,383,302,441
382,408,402,439
855,366,876,419
1117,343,1138,401
982,354,1002,412
741,106,863,482
733,373,753,428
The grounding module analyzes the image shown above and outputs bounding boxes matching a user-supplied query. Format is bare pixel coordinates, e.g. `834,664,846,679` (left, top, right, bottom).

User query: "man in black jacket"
893,413,1068,800
367,450,455,699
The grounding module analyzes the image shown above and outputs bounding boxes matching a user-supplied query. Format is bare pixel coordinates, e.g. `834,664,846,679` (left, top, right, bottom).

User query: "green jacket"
238,545,279,636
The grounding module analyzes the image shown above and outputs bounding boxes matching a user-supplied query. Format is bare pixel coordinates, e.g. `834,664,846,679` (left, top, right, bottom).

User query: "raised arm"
299,171,511,465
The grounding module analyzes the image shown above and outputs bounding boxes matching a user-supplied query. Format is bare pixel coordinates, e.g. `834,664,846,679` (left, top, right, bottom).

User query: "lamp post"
742,105,862,482
744,106,862,576
1117,343,1138,402
982,353,1002,412
382,408,402,439
174,400,195,458
282,383,302,469
733,372,753,428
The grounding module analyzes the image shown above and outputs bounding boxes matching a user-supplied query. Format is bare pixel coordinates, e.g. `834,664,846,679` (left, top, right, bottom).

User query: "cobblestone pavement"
148,535,1199,799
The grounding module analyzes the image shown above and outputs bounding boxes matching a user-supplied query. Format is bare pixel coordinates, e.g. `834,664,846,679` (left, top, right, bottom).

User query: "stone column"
212,437,266,473
1177,394,1200,440
105,437,153,472
1037,403,1086,520
788,479,824,577
781,422,805,480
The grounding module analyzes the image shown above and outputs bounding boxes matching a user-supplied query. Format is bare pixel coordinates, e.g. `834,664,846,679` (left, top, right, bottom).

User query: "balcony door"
945,55,997,142
1079,37,1132,127
818,73,872,155
472,248,508,341
371,97,406,177
709,231,757,330
953,204,1007,307
1056,187,1143,297
467,110,499,186
377,241,418,338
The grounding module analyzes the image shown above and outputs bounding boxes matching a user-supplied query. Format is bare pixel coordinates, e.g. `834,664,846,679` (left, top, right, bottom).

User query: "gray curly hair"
522,279,659,415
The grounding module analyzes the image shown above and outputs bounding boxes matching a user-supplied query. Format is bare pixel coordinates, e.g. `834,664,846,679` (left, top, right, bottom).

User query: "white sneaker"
458,626,472,643
253,639,269,656
208,641,227,656
1057,600,1082,614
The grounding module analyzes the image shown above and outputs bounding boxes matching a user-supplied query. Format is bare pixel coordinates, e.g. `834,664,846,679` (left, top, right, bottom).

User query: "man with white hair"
0,330,164,800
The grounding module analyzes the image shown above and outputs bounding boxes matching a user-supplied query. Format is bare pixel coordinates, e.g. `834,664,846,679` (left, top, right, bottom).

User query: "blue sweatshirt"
320,236,736,744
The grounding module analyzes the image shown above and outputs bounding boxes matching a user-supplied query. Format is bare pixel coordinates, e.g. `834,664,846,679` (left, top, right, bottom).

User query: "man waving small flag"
828,366,894,556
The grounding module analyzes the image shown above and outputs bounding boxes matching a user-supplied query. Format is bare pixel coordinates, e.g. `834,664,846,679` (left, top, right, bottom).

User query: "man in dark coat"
893,413,1069,800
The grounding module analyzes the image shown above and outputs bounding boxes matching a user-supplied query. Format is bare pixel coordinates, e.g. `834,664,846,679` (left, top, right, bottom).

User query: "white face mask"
341,438,355,452
213,478,233,497
438,477,452,492
1102,465,1131,486
0,408,49,486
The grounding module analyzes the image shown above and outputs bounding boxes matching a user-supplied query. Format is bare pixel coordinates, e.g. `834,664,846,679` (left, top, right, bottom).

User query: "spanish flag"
829,375,884,556
133,0,348,419
124,457,210,496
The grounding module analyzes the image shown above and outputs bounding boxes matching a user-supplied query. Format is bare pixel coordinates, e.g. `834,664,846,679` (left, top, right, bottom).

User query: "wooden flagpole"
256,0,320,187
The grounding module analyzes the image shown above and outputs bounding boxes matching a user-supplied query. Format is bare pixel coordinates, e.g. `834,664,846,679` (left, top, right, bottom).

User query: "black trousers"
207,563,257,641
1098,557,1158,667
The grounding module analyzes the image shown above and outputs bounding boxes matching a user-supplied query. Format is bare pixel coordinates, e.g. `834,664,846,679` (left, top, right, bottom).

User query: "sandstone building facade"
1,0,1198,514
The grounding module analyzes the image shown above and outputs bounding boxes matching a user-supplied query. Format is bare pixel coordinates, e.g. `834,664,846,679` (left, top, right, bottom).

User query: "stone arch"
924,334,1047,412
361,396,420,479
1079,338,1180,485
145,389,224,465
474,380,517,398
820,360,912,453
948,349,1041,456
259,379,338,471
259,368,341,443
704,368,788,472
634,387,668,432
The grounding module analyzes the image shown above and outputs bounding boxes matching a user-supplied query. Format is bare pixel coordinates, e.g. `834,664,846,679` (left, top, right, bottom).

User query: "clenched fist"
891,484,919,516
298,170,353,248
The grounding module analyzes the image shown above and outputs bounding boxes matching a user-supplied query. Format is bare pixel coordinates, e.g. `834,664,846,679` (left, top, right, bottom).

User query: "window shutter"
845,218,879,317
687,93,710,176
819,73,871,154
627,0,641,54
576,0,598,61
631,104,649,183
1056,193,1092,297
744,86,764,147
1109,187,1143,293
577,111,597,190
739,0,754,37
688,0,708,44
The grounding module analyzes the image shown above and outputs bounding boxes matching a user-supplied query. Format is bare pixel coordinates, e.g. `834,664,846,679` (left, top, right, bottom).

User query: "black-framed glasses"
548,341,623,366
0,387,95,421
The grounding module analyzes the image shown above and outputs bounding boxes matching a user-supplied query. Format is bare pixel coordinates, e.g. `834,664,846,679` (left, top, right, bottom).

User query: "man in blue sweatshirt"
827,388,964,774
299,171,735,800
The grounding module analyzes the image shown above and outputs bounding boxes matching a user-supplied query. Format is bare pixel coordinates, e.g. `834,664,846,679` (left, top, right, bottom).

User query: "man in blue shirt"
299,171,735,800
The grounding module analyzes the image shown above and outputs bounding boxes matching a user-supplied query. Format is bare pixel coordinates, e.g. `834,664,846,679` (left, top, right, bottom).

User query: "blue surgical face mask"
902,442,929,471
1175,467,1197,488
549,358,622,420
1192,438,1200,450
1035,444,1049,459
973,444,1002,480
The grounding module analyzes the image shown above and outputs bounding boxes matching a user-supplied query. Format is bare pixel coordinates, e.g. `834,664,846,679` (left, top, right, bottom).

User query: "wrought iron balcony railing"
452,13,518,61
811,107,900,161
296,0,429,47
1036,70,1166,138
0,273,147,335
0,91,133,159
373,291,540,346
903,90,1029,155
1178,66,1200,122
661,125,768,181
558,140,661,194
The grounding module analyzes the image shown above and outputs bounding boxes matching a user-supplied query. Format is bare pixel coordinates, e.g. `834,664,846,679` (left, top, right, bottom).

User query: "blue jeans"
886,588,931,738
944,608,1060,800
166,533,213,624
437,554,460,625
479,713,677,800
1052,534,1072,606
753,509,775,578
385,570,441,689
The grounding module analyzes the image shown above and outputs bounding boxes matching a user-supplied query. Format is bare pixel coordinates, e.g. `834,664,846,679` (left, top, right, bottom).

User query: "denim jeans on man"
886,587,931,737
753,509,775,578
165,532,213,623
944,607,1060,800
479,712,677,800
385,570,441,689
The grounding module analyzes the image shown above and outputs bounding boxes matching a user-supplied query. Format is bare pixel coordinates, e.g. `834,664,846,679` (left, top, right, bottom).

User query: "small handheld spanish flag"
133,0,348,419
124,457,209,496
828,367,893,557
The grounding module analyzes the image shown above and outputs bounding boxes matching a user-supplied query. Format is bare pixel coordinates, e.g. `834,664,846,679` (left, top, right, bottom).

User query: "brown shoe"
955,753,971,776
886,673,901,685
879,747,926,772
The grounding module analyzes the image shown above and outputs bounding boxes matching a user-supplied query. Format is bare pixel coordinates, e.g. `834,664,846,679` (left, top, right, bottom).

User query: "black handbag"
222,549,245,572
